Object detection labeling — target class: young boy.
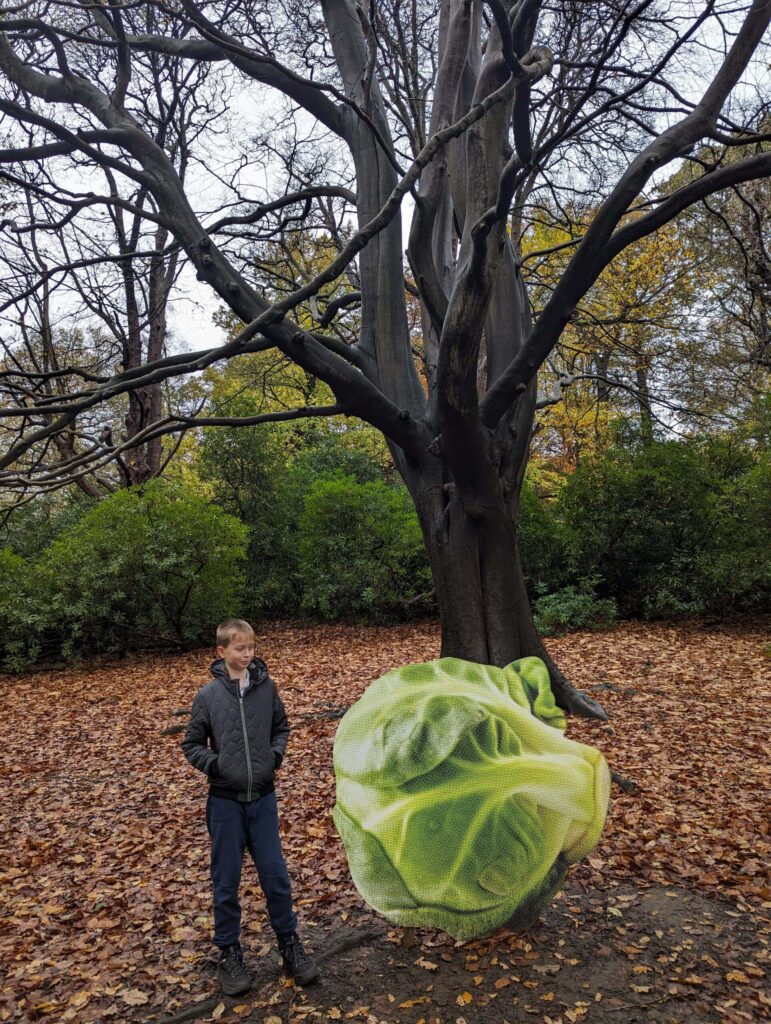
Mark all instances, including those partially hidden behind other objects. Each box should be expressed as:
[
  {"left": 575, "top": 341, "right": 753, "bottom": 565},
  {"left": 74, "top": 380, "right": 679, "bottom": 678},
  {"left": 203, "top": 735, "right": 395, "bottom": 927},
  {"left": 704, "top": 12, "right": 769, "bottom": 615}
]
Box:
[{"left": 182, "top": 618, "right": 319, "bottom": 993}]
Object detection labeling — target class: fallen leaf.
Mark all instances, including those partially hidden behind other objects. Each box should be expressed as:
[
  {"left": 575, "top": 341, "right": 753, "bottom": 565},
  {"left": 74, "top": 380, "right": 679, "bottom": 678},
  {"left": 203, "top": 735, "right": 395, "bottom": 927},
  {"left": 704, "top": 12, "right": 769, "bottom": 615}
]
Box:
[
  {"left": 121, "top": 990, "right": 149, "bottom": 1006},
  {"left": 1, "top": 621, "right": 768, "bottom": 1024},
  {"left": 414, "top": 958, "right": 438, "bottom": 971},
  {"left": 725, "top": 971, "right": 749, "bottom": 983},
  {"left": 744, "top": 964, "right": 765, "bottom": 977}
]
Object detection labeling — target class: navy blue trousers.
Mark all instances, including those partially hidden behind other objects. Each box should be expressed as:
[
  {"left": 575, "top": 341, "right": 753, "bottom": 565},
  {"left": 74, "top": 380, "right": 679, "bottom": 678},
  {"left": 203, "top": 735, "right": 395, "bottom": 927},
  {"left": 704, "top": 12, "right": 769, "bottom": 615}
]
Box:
[{"left": 206, "top": 791, "right": 297, "bottom": 947}]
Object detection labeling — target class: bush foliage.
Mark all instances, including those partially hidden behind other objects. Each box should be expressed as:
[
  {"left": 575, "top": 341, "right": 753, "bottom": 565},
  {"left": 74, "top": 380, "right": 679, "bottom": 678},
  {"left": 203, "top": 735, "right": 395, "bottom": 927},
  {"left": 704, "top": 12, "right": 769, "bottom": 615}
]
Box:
[
  {"left": 298, "top": 474, "right": 432, "bottom": 620},
  {"left": 1, "top": 423, "right": 767, "bottom": 668},
  {"left": 0, "top": 480, "right": 247, "bottom": 669},
  {"left": 520, "top": 437, "right": 769, "bottom": 628},
  {"left": 534, "top": 577, "right": 618, "bottom": 636}
]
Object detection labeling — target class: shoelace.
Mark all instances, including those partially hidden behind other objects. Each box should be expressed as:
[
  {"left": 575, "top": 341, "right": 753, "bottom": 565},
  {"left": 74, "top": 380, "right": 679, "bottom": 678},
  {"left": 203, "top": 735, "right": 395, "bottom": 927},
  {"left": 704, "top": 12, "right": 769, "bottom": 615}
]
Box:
[
  {"left": 284, "top": 936, "right": 310, "bottom": 965},
  {"left": 221, "top": 947, "right": 245, "bottom": 973}
]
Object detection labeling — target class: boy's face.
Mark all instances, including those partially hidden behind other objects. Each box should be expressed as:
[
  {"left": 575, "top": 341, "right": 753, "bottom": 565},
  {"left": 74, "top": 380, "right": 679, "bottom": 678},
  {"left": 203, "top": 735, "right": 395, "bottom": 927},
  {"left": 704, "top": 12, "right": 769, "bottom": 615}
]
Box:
[{"left": 217, "top": 632, "right": 255, "bottom": 677}]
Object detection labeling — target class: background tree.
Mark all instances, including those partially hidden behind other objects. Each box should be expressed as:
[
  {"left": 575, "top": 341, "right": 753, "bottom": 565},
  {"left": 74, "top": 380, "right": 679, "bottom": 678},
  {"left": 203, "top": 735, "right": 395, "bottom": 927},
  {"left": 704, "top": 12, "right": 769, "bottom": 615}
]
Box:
[
  {"left": 1, "top": 0, "right": 770, "bottom": 716},
  {"left": 0, "top": 10, "right": 222, "bottom": 493},
  {"left": 668, "top": 140, "right": 770, "bottom": 428},
  {"left": 524, "top": 212, "right": 703, "bottom": 465}
]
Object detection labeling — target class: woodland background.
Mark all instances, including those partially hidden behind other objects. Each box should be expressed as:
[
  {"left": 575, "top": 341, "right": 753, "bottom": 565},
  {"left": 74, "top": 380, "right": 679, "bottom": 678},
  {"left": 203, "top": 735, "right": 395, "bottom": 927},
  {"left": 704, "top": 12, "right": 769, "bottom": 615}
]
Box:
[
  {"left": 0, "top": 3, "right": 769, "bottom": 1021},
  {"left": 1, "top": 161, "right": 769, "bottom": 668},
  {"left": 2, "top": 190, "right": 769, "bottom": 1021},
  {"left": 0, "top": 1, "right": 769, "bottom": 673}
]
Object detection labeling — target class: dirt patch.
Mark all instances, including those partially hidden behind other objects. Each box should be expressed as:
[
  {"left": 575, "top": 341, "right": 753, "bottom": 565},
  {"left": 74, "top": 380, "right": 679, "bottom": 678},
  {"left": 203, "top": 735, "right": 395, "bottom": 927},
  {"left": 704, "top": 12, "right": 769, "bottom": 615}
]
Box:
[{"left": 152, "top": 881, "right": 769, "bottom": 1024}]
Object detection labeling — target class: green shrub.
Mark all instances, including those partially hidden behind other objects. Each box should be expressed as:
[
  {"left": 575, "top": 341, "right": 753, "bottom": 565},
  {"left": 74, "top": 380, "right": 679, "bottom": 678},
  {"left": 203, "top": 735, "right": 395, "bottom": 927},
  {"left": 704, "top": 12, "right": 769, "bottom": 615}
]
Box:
[
  {"left": 700, "top": 456, "right": 771, "bottom": 612},
  {"left": 196, "top": 418, "right": 390, "bottom": 619},
  {"left": 196, "top": 418, "right": 301, "bottom": 617},
  {"left": 0, "top": 480, "right": 247, "bottom": 669},
  {"left": 638, "top": 554, "right": 707, "bottom": 618},
  {"left": 0, "top": 491, "right": 98, "bottom": 558},
  {"left": 517, "top": 475, "right": 568, "bottom": 598},
  {"left": 534, "top": 577, "right": 618, "bottom": 636},
  {"left": 556, "top": 438, "right": 770, "bottom": 618},
  {"left": 298, "top": 474, "right": 433, "bottom": 621},
  {"left": 0, "top": 548, "right": 47, "bottom": 668},
  {"left": 558, "top": 441, "right": 716, "bottom": 617},
  {"left": 289, "top": 427, "right": 390, "bottom": 485}
]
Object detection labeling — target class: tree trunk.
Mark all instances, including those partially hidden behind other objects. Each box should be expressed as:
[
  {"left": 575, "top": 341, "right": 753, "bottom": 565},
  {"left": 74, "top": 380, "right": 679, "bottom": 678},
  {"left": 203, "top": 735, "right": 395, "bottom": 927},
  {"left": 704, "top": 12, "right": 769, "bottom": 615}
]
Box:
[
  {"left": 635, "top": 364, "right": 654, "bottom": 444},
  {"left": 594, "top": 350, "right": 611, "bottom": 403},
  {"left": 404, "top": 442, "right": 607, "bottom": 722},
  {"left": 423, "top": 485, "right": 606, "bottom": 719}
]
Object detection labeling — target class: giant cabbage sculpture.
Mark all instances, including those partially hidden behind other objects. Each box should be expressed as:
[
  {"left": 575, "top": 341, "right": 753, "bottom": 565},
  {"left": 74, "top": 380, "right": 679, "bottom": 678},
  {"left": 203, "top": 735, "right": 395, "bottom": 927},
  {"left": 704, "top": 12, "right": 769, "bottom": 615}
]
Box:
[{"left": 333, "top": 656, "right": 610, "bottom": 940}]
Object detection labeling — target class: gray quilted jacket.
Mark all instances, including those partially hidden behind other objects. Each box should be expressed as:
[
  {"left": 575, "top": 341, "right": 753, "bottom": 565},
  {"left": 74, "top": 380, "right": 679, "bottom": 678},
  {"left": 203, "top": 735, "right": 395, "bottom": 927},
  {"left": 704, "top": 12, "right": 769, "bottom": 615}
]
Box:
[{"left": 182, "top": 657, "right": 289, "bottom": 802}]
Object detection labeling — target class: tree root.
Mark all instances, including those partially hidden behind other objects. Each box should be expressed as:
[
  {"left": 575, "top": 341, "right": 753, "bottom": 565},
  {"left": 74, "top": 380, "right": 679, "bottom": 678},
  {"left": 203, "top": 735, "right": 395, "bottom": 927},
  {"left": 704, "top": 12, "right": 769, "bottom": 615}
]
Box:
[
  {"left": 315, "top": 925, "right": 387, "bottom": 963},
  {"left": 611, "top": 770, "right": 639, "bottom": 795},
  {"left": 295, "top": 706, "right": 349, "bottom": 723},
  {"left": 535, "top": 647, "right": 608, "bottom": 721},
  {"left": 154, "top": 999, "right": 219, "bottom": 1024}
]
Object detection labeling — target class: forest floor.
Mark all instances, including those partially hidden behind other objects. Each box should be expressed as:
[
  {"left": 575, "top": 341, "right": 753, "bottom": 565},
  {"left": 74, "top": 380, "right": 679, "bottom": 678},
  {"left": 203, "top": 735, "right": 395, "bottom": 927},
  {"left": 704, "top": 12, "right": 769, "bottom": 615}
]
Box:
[{"left": 1, "top": 618, "right": 769, "bottom": 1024}]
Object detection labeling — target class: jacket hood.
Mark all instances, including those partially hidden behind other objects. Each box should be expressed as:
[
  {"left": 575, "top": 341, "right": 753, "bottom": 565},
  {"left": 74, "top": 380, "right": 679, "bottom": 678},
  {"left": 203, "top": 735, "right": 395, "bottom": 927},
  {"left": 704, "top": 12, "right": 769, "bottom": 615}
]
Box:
[{"left": 209, "top": 656, "right": 269, "bottom": 686}]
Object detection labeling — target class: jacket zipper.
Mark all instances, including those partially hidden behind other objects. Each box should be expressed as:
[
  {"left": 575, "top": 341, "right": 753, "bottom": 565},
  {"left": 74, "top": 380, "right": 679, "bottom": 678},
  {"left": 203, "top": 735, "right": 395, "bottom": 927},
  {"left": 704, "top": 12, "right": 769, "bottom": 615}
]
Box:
[{"left": 239, "top": 689, "right": 253, "bottom": 801}]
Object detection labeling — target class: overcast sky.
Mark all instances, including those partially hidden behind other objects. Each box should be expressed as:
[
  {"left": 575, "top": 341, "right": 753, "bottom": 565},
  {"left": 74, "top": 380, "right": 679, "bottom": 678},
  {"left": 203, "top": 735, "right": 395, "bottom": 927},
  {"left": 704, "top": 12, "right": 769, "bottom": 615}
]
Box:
[{"left": 166, "top": 199, "right": 416, "bottom": 355}]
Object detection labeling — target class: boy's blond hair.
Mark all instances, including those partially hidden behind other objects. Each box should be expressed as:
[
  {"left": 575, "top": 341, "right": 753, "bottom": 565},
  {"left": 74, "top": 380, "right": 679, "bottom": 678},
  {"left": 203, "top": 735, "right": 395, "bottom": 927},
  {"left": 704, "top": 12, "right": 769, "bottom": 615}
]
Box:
[{"left": 216, "top": 618, "right": 255, "bottom": 648}]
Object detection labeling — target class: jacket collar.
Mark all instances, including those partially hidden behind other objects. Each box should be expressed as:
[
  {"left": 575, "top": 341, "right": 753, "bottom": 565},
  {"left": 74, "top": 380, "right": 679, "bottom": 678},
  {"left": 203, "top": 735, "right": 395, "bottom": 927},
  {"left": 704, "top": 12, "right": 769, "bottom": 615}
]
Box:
[{"left": 210, "top": 657, "right": 269, "bottom": 692}]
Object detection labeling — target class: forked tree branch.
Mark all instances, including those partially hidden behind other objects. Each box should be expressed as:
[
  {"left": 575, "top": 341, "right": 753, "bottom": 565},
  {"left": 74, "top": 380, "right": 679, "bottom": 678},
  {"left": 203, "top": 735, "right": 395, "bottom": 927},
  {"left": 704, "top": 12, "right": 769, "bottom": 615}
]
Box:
[{"left": 480, "top": 0, "right": 771, "bottom": 428}]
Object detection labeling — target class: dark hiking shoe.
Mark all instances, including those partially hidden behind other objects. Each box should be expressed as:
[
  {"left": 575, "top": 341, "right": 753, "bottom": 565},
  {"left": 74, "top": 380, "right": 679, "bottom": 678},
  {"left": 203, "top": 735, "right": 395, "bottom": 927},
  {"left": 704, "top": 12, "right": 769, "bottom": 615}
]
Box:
[
  {"left": 278, "top": 932, "right": 319, "bottom": 985},
  {"left": 217, "top": 943, "right": 251, "bottom": 995}
]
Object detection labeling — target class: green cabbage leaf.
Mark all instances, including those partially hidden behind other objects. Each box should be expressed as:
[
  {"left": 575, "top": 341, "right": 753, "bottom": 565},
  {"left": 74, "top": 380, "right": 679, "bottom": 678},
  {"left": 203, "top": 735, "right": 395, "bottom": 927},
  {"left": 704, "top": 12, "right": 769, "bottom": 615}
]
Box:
[{"left": 333, "top": 656, "right": 610, "bottom": 940}]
